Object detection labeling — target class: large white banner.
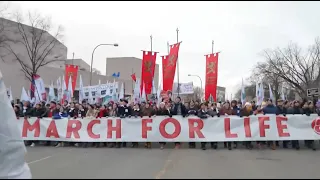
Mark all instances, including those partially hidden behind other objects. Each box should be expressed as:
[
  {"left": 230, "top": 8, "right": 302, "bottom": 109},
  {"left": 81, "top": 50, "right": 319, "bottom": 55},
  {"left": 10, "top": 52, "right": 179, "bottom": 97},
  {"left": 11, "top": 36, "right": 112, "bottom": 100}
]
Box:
[
  {"left": 172, "top": 82, "right": 194, "bottom": 95},
  {"left": 18, "top": 114, "right": 320, "bottom": 142}
]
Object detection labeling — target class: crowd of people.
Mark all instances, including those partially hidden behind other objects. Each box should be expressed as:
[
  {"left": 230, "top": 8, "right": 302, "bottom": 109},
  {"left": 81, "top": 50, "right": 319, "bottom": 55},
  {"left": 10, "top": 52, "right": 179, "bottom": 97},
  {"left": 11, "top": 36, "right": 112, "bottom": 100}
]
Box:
[{"left": 12, "top": 96, "right": 320, "bottom": 151}]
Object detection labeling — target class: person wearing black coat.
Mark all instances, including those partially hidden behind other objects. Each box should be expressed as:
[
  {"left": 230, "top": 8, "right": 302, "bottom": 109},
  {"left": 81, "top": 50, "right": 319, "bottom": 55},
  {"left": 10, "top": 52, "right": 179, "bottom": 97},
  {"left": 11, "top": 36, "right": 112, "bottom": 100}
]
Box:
[
  {"left": 287, "top": 100, "right": 303, "bottom": 150},
  {"left": 156, "top": 102, "right": 172, "bottom": 149},
  {"left": 67, "top": 102, "right": 78, "bottom": 118},
  {"left": 170, "top": 97, "right": 187, "bottom": 149},
  {"left": 21, "top": 101, "right": 33, "bottom": 117},
  {"left": 276, "top": 99, "right": 289, "bottom": 148},
  {"left": 130, "top": 104, "right": 142, "bottom": 148},
  {"left": 187, "top": 102, "right": 200, "bottom": 148},
  {"left": 117, "top": 99, "right": 132, "bottom": 118},
  {"left": 116, "top": 99, "right": 131, "bottom": 148},
  {"left": 197, "top": 103, "right": 210, "bottom": 150},
  {"left": 31, "top": 104, "right": 46, "bottom": 118},
  {"left": 302, "top": 101, "right": 316, "bottom": 150}
]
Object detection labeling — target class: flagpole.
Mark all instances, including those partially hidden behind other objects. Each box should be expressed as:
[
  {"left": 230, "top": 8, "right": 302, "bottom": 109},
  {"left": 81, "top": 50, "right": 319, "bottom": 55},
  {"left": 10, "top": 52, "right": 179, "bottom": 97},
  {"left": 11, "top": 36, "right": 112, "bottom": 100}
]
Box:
[
  {"left": 167, "top": 41, "right": 169, "bottom": 54},
  {"left": 131, "top": 68, "right": 134, "bottom": 95},
  {"left": 176, "top": 28, "right": 180, "bottom": 98},
  {"left": 150, "top": 35, "right": 153, "bottom": 52},
  {"left": 212, "top": 40, "right": 214, "bottom": 54}
]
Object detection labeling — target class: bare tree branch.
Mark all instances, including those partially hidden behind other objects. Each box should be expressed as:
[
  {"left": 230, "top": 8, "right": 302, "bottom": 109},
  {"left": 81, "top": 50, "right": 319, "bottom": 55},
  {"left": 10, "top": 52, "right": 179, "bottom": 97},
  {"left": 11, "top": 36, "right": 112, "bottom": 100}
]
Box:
[
  {"left": 2, "top": 10, "right": 64, "bottom": 82},
  {"left": 252, "top": 38, "right": 320, "bottom": 99}
]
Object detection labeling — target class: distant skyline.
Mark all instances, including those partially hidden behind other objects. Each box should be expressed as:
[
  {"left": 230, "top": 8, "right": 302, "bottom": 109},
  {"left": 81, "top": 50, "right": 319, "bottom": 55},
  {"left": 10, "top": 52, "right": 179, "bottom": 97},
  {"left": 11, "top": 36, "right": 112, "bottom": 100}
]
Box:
[{"left": 9, "top": 1, "right": 320, "bottom": 96}]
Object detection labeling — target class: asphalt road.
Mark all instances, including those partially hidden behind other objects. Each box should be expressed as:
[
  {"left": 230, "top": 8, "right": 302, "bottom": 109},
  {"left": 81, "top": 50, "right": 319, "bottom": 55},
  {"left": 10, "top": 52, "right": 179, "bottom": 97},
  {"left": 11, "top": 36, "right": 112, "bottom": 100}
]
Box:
[{"left": 26, "top": 142, "right": 320, "bottom": 179}]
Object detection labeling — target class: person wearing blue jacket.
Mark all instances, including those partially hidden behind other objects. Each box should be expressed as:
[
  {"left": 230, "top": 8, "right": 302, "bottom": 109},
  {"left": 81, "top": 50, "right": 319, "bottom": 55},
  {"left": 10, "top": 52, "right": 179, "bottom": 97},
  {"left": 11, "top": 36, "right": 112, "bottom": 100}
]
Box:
[{"left": 262, "top": 99, "right": 277, "bottom": 150}]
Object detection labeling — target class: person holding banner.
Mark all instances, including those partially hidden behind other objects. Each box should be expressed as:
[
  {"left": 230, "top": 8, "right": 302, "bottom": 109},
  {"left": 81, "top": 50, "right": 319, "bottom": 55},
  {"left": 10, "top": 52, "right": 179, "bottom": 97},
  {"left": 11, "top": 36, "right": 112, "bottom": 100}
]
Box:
[
  {"left": 131, "top": 104, "right": 142, "bottom": 148},
  {"left": 117, "top": 99, "right": 131, "bottom": 148},
  {"left": 156, "top": 102, "right": 172, "bottom": 149},
  {"left": 263, "top": 99, "right": 278, "bottom": 150},
  {"left": 220, "top": 102, "right": 235, "bottom": 150},
  {"left": 141, "top": 102, "right": 156, "bottom": 149},
  {"left": 197, "top": 103, "right": 210, "bottom": 150},
  {"left": 187, "top": 101, "right": 199, "bottom": 149},
  {"left": 170, "top": 97, "right": 187, "bottom": 149}
]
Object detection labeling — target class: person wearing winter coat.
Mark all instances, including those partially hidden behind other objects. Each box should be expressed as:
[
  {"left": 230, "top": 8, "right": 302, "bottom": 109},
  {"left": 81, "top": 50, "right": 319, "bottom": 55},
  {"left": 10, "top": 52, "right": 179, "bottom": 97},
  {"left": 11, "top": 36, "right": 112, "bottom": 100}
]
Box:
[
  {"left": 262, "top": 99, "right": 277, "bottom": 150},
  {"left": 116, "top": 99, "right": 131, "bottom": 148},
  {"left": 287, "top": 100, "right": 303, "bottom": 150},
  {"left": 130, "top": 104, "right": 142, "bottom": 148},
  {"left": 31, "top": 103, "right": 46, "bottom": 118},
  {"left": 21, "top": 101, "right": 32, "bottom": 117},
  {"left": 240, "top": 102, "right": 253, "bottom": 150},
  {"left": 117, "top": 99, "right": 131, "bottom": 118},
  {"left": 197, "top": 103, "right": 210, "bottom": 150},
  {"left": 131, "top": 104, "right": 141, "bottom": 117},
  {"left": 170, "top": 97, "right": 187, "bottom": 149},
  {"left": 141, "top": 103, "right": 155, "bottom": 149},
  {"left": 187, "top": 101, "right": 200, "bottom": 149},
  {"left": 14, "top": 105, "right": 21, "bottom": 118},
  {"left": 156, "top": 102, "right": 172, "bottom": 149},
  {"left": 302, "top": 101, "right": 316, "bottom": 150},
  {"left": 67, "top": 102, "right": 78, "bottom": 118},
  {"left": 220, "top": 101, "right": 235, "bottom": 150}
]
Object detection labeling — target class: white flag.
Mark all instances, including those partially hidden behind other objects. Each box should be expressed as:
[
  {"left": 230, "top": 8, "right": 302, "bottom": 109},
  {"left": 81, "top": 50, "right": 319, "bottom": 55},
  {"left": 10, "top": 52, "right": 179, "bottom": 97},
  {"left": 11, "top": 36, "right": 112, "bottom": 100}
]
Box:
[
  {"left": 133, "top": 78, "right": 141, "bottom": 104},
  {"left": 240, "top": 78, "right": 246, "bottom": 105},
  {"left": 119, "top": 82, "right": 124, "bottom": 100},
  {"left": 152, "top": 79, "right": 157, "bottom": 95},
  {"left": 268, "top": 84, "right": 274, "bottom": 102},
  {"left": 156, "top": 82, "right": 162, "bottom": 105},
  {"left": 57, "top": 77, "right": 62, "bottom": 101},
  {"left": 20, "top": 87, "right": 30, "bottom": 102},
  {"left": 141, "top": 82, "right": 147, "bottom": 102},
  {"left": 67, "top": 75, "right": 73, "bottom": 102},
  {"left": 48, "top": 82, "right": 55, "bottom": 102},
  {"left": 79, "top": 75, "right": 84, "bottom": 103}
]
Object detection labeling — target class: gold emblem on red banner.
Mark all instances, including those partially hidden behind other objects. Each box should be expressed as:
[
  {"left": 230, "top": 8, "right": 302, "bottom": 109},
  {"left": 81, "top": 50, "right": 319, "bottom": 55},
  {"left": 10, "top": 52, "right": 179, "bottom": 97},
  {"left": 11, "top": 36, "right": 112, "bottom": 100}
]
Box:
[
  {"left": 168, "top": 55, "right": 176, "bottom": 67},
  {"left": 207, "top": 62, "right": 216, "bottom": 74},
  {"left": 144, "top": 61, "right": 152, "bottom": 73}
]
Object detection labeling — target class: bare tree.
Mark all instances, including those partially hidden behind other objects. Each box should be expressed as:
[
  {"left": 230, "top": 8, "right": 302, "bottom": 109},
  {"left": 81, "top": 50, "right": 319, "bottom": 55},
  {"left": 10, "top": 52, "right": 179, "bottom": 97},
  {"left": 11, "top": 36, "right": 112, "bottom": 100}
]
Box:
[
  {"left": 2, "top": 11, "right": 64, "bottom": 81},
  {"left": 234, "top": 84, "right": 256, "bottom": 101},
  {"left": 92, "top": 68, "right": 101, "bottom": 75},
  {"left": 260, "top": 39, "right": 320, "bottom": 98},
  {"left": 250, "top": 62, "right": 284, "bottom": 101},
  {"left": 0, "top": 2, "right": 10, "bottom": 44},
  {"left": 184, "top": 86, "right": 204, "bottom": 102}
]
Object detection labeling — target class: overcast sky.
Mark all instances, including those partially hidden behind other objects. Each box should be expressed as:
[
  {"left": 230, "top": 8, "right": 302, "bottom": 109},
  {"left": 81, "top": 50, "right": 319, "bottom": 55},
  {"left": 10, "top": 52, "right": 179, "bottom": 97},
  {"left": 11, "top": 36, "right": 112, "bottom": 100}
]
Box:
[{"left": 10, "top": 1, "right": 320, "bottom": 96}]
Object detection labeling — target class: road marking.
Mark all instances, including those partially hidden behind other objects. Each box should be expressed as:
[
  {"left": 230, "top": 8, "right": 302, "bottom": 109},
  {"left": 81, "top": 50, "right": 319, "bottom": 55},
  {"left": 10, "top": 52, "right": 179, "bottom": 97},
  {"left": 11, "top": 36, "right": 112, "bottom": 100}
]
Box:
[
  {"left": 27, "top": 156, "right": 52, "bottom": 165},
  {"left": 155, "top": 159, "right": 172, "bottom": 179}
]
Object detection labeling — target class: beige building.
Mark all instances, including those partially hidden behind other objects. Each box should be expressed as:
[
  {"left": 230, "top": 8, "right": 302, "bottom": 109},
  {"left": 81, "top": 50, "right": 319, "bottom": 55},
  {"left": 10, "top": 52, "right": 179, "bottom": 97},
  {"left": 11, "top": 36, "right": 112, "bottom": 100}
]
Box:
[{"left": 0, "top": 18, "right": 136, "bottom": 99}]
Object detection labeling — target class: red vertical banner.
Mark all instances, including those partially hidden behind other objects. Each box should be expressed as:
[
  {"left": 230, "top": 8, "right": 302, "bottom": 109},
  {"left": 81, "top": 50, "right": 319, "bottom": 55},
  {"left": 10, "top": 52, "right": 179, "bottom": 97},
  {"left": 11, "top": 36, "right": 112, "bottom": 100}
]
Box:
[
  {"left": 205, "top": 53, "right": 219, "bottom": 101},
  {"left": 140, "top": 51, "right": 157, "bottom": 95},
  {"left": 65, "top": 65, "right": 79, "bottom": 95},
  {"left": 162, "top": 42, "right": 181, "bottom": 92}
]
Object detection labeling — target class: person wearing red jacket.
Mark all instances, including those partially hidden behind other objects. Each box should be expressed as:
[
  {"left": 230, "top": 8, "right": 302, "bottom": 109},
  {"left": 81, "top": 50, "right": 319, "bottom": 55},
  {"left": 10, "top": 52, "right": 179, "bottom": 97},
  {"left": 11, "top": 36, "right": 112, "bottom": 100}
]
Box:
[{"left": 96, "top": 105, "right": 108, "bottom": 118}]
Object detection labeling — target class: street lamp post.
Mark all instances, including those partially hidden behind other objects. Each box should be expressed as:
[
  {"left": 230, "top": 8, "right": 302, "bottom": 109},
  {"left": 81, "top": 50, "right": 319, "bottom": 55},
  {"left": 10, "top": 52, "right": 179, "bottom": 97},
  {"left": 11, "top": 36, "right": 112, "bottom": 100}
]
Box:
[
  {"left": 188, "top": 74, "right": 203, "bottom": 102},
  {"left": 90, "top": 43, "right": 119, "bottom": 86}
]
